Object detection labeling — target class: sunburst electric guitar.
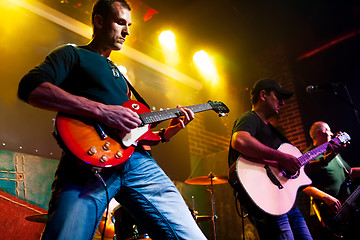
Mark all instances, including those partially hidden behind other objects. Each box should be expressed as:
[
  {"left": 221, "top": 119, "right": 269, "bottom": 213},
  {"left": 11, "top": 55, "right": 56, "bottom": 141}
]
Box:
[
  {"left": 54, "top": 100, "right": 229, "bottom": 168},
  {"left": 228, "top": 132, "right": 350, "bottom": 216}
]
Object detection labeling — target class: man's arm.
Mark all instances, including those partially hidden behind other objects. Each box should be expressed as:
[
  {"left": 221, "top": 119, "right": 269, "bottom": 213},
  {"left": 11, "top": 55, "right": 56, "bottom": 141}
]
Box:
[
  {"left": 27, "top": 82, "right": 142, "bottom": 133},
  {"left": 302, "top": 186, "right": 341, "bottom": 214},
  {"left": 161, "top": 106, "right": 194, "bottom": 141},
  {"left": 231, "top": 131, "right": 301, "bottom": 173}
]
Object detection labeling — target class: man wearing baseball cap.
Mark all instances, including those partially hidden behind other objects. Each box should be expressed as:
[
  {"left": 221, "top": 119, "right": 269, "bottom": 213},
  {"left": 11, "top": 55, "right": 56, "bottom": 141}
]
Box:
[{"left": 228, "top": 78, "right": 313, "bottom": 239}]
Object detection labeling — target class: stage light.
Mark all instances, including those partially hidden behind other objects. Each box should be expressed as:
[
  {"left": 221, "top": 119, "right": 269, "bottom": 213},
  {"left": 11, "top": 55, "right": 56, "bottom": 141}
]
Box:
[
  {"left": 159, "top": 30, "right": 176, "bottom": 51},
  {"left": 158, "top": 30, "right": 180, "bottom": 66},
  {"left": 193, "top": 50, "right": 220, "bottom": 87}
]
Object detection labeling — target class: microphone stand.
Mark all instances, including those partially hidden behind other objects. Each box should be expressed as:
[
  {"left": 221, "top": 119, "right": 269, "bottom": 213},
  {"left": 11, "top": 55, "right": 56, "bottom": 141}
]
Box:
[
  {"left": 327, "top": 84, "right": 360, "bottom": 126},
  {"left": 207, "top": 172, "right": 217, "bottom": 240}
]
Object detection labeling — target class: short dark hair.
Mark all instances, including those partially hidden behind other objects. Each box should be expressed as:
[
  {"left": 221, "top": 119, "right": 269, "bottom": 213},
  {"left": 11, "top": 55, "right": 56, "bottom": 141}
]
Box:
[
  {"left": 91, "top": 0, "right": 131, "bottom": 31},
  {"left": 251, "top": 89, "right": 272, "bottom": 105},
  {"left": 250, "top": 78, "right": 292, "bottom": 105}
]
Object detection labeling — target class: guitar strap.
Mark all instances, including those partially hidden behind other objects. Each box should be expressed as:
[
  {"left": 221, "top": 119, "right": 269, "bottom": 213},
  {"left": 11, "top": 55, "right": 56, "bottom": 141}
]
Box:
[
  {"left": 268, "top": 122, "right": 291, "bottom": 144},
  {"left": 335, "top": 157, "right": 351, "bottom": 179},
  {"left": 336, "top": 156, "right": 353, "bottom": 199},
  {"left": 120, "top": 72, "right": 154, "bottom": 151},
  {"left": 106, "top": 57, "right": 150, "bottom": 109},
  {"left": 121, "top": 74, "right": 151, "bottom": 109}
]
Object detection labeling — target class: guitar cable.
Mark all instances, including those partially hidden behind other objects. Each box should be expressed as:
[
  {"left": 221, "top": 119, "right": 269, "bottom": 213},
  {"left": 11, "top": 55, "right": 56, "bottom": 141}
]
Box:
[
  {"left": 234, "top": 191, "right": 248, "bottom": 240},
  {"left": 93, "top": 168, "right": 110, "bottom": 240}
]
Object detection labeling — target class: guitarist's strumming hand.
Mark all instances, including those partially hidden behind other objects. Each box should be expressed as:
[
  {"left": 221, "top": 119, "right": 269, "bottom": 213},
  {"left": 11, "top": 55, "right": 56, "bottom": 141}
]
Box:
[
  {"left": 98, "top": 104, "right": 142, "bottom": 133},
  {"left": 277, "top": 152, "right": 301, "bottom": 174},
  {"left": 162, "top": 106, "right": 195, "bottom": 141}
]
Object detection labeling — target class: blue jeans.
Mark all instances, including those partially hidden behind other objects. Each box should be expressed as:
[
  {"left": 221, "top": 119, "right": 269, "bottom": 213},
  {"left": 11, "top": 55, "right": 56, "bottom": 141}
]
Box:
[
  {"left": 41, "top": 150, "right": 207, "bottom": 240},
  {"left": 254, "top": 207, "right": 313, "bottom": 240}
]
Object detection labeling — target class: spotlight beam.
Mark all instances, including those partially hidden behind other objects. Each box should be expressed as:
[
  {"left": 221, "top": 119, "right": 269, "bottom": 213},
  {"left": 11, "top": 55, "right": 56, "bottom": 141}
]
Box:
[{"left": 10, "top": 0, "right": 203, "bottom": 91}]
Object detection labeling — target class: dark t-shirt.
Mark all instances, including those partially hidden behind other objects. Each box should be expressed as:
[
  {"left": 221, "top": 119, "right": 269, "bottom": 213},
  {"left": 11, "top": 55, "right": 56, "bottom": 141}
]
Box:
[
  {"left": 18, "top": 44, "right": 130, "bottom": 105},
  {"left": 228, "top": 111, "right": 288, "bottom": 167},
  {"left": 18, "top": 44, "right": 133, "bottom": 181}
]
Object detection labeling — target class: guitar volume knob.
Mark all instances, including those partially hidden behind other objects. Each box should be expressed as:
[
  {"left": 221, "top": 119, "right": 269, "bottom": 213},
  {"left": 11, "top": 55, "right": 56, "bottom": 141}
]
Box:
[
  {"left": 99, "top": 155, "right": 108, "bottom": 163},
  {"left": 102, "top": 142, "right": 111, "bottom": 150},
  {"left": 88, "top": 146, "right": 97, "bottom": 156},
  {"left": 115, "top": 151, "right": 123, "bottom": 159}
]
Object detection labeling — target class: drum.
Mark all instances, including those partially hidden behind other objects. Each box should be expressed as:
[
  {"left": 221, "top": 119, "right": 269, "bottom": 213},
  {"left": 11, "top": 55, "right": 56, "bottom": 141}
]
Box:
[
  {"left": 95, "top": 199, "right": 118, "bottom": 239},
  {"left": 113, "top": 205, "right": 151, "bottom": 240}
]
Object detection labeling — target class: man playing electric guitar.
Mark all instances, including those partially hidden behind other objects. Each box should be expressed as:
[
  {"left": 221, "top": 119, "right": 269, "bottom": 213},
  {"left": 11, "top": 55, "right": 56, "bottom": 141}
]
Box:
[
  {"left": 303, "top": 121, "right": 360, "bottom": 239},
  {"left": 17, "top": 1, "right": 207, "bottom": 239},
  {"left": 228, "top": 79, "right": 342, "bottom": 240}
]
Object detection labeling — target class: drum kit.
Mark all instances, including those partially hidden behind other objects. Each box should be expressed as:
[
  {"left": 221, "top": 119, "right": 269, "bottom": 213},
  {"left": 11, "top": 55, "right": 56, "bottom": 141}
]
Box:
[
  {"left": 185, "top": 172, "right": 227, "bottom": 240},
  {"left": 25, "top": 172, "right": 227, "bottom": 240}
]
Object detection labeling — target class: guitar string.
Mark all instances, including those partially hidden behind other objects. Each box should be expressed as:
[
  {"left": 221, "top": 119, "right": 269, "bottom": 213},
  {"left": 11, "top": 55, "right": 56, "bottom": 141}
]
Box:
[{"left": 140, "top": 103, "right": 212, "bottom": 124}]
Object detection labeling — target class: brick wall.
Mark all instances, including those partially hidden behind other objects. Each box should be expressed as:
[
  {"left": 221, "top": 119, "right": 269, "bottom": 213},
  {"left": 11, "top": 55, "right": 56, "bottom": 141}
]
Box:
[
  {"left": 187, "top": 114, "right": 230, "bottom": 157},
  {"left": 242, "top": 44, "right": 308, "bottom": 152},
  {"left": 187, "top": 43, "right": 309, "bottom": 159}
]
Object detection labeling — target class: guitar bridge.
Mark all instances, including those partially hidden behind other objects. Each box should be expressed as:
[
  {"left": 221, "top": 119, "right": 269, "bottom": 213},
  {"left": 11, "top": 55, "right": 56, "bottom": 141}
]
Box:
[{"left": 264, "top": 165, "right": 284, "bottom": 189}]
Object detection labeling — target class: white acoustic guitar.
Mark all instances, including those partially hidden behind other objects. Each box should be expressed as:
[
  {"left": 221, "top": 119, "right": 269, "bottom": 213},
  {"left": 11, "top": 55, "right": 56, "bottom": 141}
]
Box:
[{"left": 228, "top": 132, "right": 350, "bottom": 217}]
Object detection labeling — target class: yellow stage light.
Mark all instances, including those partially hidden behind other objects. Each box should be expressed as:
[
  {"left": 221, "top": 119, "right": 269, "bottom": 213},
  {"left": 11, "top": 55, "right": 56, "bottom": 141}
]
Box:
[
  {"left": 159, "top": 30, "right": 176, "bottom": 50},
  {"left": 193, "top": 50, "right": 220, "bottom": 87},
  {"left": 158, "top": 30, "right": 180, "bottom": 66},
  {"left": 118, "top": 65, "right": 127, "bottom": 75}
]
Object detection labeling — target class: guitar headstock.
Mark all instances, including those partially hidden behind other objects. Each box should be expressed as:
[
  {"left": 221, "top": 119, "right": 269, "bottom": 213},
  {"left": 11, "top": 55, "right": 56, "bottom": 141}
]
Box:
[
  {"left": 334, "top": 131, "right": 351, "bottom": 146},
  {"left": 208, "top": 101, "right": 230, "bottom": 117}
]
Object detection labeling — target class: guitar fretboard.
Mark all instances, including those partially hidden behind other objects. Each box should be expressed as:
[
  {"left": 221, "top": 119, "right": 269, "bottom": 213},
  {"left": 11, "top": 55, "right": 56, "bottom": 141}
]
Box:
[
  {"left": 298, "top": 134, "right": 348, "bottom": 166},
  {"left": 335, "top": 185, "right": 360, "bottom": 221},
  {"left": 299, "top": 142, "right": 329, "bottom": 166},
  {"left": 140, "top": 103, "right": 213, "bottom": 124}
]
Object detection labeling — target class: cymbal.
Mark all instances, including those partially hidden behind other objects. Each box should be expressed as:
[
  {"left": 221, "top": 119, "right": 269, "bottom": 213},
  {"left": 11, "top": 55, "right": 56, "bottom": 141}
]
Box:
[
  {"left": 25, "top": 213, "right": 48, "bottom": 223},
  {"left": 185, "top": 175, "right": 228, "bottom": 185},
  {"left": 195, "top": 215, "right": 212, "bottom": 223}
]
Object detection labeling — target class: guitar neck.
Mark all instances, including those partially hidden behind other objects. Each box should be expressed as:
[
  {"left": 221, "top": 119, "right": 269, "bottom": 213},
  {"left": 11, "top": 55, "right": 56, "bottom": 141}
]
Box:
[
  {"left": 335, "top": 185, "right": 360, "bottom": 221},
  {"left": 298, "top": 135, "right": 345, "bottom": 166},
  {"left": 298, "top": 142, "right": 329, "bottom": 166},
  {"left": 140, "top": 103, "right": 213, "bottom": 124}
]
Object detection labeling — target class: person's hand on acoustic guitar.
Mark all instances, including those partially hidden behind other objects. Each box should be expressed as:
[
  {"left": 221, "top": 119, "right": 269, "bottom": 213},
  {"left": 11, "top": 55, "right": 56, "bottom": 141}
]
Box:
[{"left": 322, "top": 140, "right": 342, "bottom": 165}]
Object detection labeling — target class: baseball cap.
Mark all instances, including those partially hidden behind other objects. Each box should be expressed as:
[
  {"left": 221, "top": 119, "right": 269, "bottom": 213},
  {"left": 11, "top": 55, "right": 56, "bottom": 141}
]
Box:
[{"left": 250, "top": 78, "right": 293, "bottom": 99}]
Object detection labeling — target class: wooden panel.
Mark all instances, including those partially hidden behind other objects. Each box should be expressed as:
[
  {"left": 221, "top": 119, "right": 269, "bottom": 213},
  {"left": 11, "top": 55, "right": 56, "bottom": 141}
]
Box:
[{"left": 0, "top": 190, "right": 46, "bottom": 240}]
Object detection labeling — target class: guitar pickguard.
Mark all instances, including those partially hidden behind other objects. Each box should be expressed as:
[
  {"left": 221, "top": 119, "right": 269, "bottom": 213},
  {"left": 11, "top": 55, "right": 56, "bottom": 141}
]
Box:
[{"left": 122, "top": 125, "right": 149, "bottom": 147}]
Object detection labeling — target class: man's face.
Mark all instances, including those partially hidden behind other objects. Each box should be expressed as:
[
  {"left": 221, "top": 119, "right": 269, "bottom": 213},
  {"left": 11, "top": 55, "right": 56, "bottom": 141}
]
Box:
[
  {"left": 264, "top": 90, "right": 285, "bottom": 116},
  {"left": 97, "top": 2, "right": 132, "bottom": 51},
  {"left": 317, "top": 123, "right": 333, "bottom": 143}
]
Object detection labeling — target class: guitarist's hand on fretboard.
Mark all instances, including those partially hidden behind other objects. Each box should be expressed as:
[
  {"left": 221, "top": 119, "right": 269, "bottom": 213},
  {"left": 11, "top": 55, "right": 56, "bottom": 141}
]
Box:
[
  {"left": 323, "top": 194, "right": 342, "bottom": 214},
  {"left": 164, "top": 106, "right": 195, "bottom": 140},
  {"left": 323, "top": 140, "right": 343, "bottom": 165}
]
